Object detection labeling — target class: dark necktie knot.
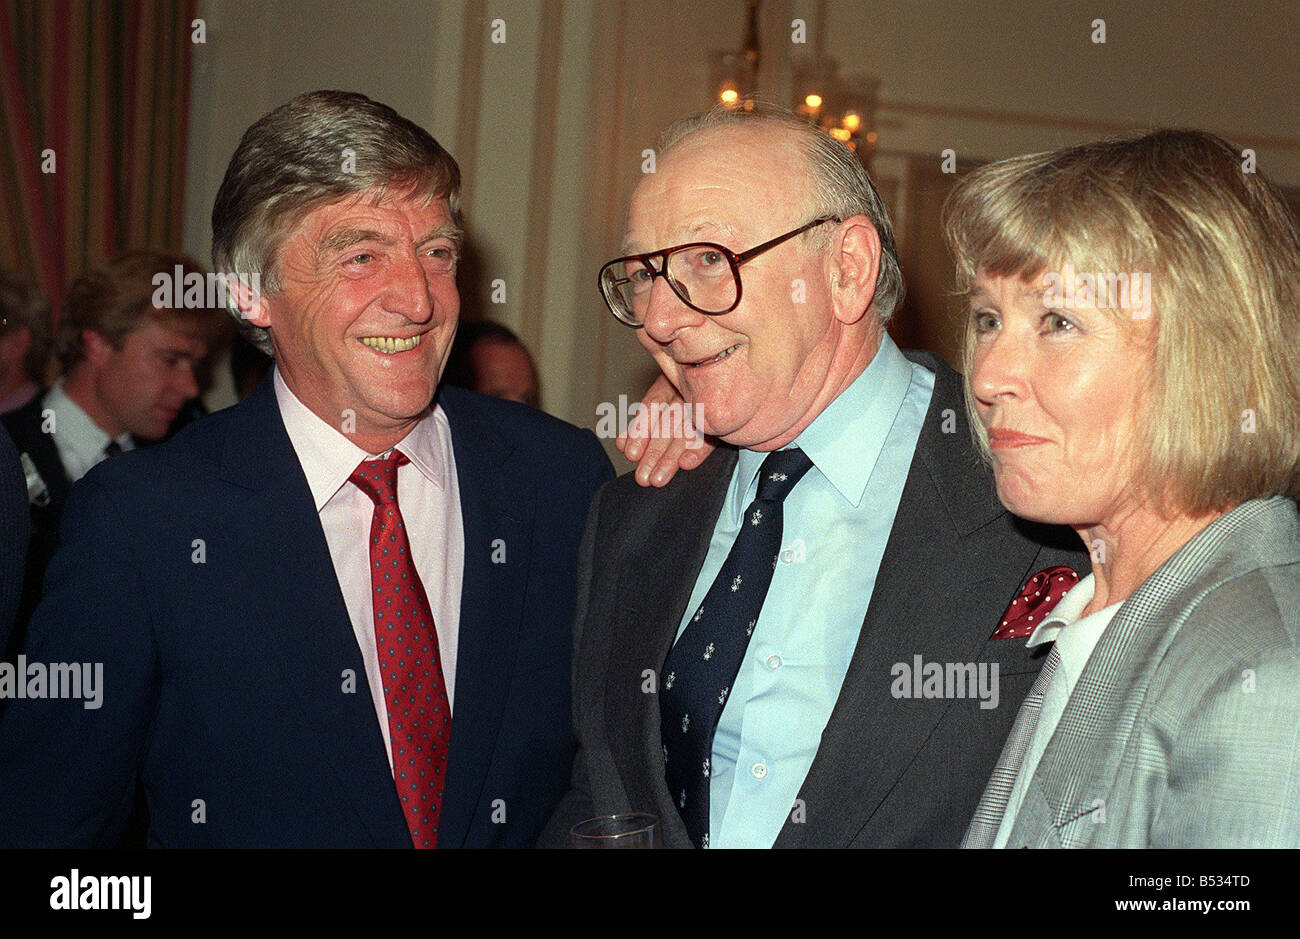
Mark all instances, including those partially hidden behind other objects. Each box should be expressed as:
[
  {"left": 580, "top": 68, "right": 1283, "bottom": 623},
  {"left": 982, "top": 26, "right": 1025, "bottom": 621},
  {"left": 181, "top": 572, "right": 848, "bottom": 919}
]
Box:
[
  {"left": 102, "top": 440, "right": 123, "bottom": 459},
  {"left": 349, "top": 450, "right": 409, "bottom": 505},
  {"left": 754, "top": 448, "right": 814, "bottom": 504}
]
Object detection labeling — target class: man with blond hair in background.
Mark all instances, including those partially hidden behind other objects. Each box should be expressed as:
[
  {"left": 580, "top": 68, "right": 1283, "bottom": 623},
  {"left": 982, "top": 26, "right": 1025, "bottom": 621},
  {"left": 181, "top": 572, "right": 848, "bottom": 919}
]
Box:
[{"left": 1, "top": 250, "right": 226, "bottom": 655}]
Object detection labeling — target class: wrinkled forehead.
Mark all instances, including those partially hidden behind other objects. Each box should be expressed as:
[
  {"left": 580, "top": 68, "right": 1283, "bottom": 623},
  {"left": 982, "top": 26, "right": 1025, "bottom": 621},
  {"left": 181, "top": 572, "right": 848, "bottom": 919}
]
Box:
[
  {"left": 282, "top": 182, "right": 455, "bottom": 242},
  {"left": 625, "top": 125, "right": 810, "bottom": 251}
]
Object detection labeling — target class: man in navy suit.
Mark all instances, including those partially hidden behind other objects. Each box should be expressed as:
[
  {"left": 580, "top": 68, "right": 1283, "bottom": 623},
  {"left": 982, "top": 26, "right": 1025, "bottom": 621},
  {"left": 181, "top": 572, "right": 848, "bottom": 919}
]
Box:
[{"left": 0, "top": 90, "right": 613, "bottom": 847}]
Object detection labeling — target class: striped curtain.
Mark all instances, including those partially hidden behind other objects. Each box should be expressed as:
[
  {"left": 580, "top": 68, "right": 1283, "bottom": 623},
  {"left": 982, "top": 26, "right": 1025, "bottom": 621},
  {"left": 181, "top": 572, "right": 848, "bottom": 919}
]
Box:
[{"left": 0, "top": 0, "right": 195, "bottom": 329}]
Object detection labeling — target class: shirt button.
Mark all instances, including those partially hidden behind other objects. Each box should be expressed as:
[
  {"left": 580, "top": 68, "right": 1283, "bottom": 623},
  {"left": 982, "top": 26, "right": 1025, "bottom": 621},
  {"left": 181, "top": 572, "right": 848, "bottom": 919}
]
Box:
[
  {"left": 765, "top": 653, "right": 783, "bottom": 670},
  {"left": 751, "top": 761, "right": 767, "bottom": 779}
]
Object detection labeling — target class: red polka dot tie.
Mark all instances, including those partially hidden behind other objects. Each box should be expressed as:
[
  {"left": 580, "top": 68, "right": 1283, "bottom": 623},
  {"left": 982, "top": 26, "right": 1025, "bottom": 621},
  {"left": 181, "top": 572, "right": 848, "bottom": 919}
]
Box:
[
  {"left": 350, "top": 451, "right": 451, "bottom": 848},
  {"left": 990, "top": 566, "right": 1080, "bottom": 640}
]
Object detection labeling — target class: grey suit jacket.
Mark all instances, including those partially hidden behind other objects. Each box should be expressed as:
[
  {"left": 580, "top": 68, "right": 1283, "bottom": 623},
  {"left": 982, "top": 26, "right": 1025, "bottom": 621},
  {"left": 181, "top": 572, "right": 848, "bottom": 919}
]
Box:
[
  {"left": 1002, "top": 496, "right": 1300, "bottom": 848},
  {"left": 541, "top": 351, "right": 1089, "bottom": 847}
]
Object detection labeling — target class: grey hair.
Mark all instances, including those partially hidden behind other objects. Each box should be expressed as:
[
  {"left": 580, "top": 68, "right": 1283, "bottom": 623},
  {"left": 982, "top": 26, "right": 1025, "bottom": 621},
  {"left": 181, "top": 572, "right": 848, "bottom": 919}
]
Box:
[
  {"left": 211, "top": 90, "right": 462, "bottom": 355},
  {"left": 657, "top": 103, "right": 904, "bottom": 320}
]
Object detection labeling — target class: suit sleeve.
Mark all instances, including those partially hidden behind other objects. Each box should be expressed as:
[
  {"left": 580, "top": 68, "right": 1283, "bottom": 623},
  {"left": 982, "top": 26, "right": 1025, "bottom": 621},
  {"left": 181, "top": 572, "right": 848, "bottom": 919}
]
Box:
[
  {"left": 0, "top": 474, "right": 158, "bottom": 847},
  {"left": 1151, "top": 641, "right": 1300, "bottom": 847},
  {"left": 0, "top": 425, "right": 27, "bottom": 657},
  {"left": 537, "top": 479, "right": 607, "bottom": 847}
]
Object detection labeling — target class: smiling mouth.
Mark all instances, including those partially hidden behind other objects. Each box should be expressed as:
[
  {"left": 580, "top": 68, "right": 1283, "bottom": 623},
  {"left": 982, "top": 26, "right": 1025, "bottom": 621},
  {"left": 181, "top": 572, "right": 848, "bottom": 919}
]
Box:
[
  {"left": 361, "top": 335, "right": 422, "bottom": 354},
  {"left": 684, "top": 343, "right": 742, "bottom": 368}
]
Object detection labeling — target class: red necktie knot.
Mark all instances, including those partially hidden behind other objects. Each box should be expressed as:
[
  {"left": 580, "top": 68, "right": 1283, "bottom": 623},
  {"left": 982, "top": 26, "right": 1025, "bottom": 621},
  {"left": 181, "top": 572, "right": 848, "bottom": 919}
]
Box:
[
  {"left": 349, "top": 451, "right": 410, "bottom": 505},
  {"left": 991, "top": 565, "right": 1080, "bottom": 640}
]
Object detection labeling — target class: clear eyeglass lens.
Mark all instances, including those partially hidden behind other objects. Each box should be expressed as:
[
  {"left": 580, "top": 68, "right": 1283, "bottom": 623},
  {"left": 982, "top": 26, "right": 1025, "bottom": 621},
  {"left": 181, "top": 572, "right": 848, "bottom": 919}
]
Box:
[
  {"left": 667, "top": 246, "right": 736, "bottom": 312},
  {"left": 602, "top": 260, "right": 651, "bottom": 323},
  {"left": 602, "top": 247, "right": 739, "bottom": 324}
]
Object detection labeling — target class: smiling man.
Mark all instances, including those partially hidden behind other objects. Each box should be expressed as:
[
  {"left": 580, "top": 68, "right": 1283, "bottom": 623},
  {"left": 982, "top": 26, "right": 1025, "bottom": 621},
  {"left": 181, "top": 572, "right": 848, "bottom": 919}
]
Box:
[
  {"left": 542, "top": 104, "right": 1088, "bottom": 849},
  {"left": 0, "top": 91, "right": 613, "bottom": 848}
]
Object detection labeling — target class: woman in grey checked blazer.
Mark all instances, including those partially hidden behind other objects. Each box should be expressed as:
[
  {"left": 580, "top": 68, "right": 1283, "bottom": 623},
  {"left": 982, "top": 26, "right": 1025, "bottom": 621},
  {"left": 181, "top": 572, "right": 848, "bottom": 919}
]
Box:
[{"left": 945, "top": 129, "right": 1299, "bottom": 848}]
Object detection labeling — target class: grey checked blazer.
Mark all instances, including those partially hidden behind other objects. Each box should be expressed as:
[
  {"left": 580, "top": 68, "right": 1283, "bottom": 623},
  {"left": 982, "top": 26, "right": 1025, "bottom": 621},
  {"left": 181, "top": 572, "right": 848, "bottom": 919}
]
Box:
[{"left": 998, "top": 496, "right": 1300, "bottom": 848}]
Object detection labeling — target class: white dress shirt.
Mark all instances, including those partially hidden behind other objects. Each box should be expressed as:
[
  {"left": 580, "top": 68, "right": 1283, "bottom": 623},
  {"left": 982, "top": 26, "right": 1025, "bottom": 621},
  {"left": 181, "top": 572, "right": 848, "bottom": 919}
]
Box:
[
  {"left": 273, "top": 369, "right": 464, "bottom": 772},
  {"left": 994, "top": 573, "right": 1121, "bottom": 846},
  {"left": 43, "top": 379, "right": 134, "bottom": 482}
]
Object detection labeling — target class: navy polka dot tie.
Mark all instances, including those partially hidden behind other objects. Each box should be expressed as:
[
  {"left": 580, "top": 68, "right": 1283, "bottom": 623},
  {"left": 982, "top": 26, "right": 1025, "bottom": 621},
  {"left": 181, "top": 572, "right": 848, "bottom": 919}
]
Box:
[
  {"left": 350, "top": 451, "right": 451, "bottom": 848},
  {"left": 659, "top": 447, "right": 814, "bottom": 848}
]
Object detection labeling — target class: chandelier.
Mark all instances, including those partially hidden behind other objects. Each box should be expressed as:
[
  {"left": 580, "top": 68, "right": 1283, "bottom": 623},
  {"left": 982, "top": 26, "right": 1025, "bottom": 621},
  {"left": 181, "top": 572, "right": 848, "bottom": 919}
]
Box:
[{"left": 707, "top": 1, "right": 880, "bottom": 163}]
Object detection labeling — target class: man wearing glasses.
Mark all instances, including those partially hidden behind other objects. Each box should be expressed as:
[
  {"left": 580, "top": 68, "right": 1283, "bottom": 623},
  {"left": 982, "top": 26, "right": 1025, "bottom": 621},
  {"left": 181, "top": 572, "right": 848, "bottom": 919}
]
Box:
[{"left": 542, "top": 105, "right": 1085, "bottom": 848}]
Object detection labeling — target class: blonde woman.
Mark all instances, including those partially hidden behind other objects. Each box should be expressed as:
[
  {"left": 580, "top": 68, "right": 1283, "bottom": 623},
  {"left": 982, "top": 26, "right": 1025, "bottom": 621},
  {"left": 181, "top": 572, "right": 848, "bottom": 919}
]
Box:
[{"left": 949, "top": 130, "right": 1299, "bottom": 848}]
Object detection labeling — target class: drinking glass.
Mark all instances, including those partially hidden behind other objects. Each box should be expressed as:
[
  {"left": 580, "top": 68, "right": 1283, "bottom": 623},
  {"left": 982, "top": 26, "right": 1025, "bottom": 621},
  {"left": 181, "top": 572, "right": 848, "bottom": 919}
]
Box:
[{"left": 569, "top": 813, "right": 661, "bottom": 848}]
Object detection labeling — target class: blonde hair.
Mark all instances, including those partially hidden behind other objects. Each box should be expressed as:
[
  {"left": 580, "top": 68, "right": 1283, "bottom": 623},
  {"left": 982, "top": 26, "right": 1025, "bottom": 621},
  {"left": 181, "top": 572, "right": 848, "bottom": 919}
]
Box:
[
  {"left": 57, "top": 250, "right": 230, "bottom": 370},
  {"left": 944, "top": 129, "right": 1299, "bottom": 514}
]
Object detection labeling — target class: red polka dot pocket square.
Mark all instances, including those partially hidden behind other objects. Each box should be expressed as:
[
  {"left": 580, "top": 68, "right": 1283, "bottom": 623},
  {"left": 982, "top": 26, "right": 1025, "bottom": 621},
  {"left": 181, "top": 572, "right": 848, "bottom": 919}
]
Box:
[{"left": 990, "top": 566, "right": 1080, "bottom": 640}]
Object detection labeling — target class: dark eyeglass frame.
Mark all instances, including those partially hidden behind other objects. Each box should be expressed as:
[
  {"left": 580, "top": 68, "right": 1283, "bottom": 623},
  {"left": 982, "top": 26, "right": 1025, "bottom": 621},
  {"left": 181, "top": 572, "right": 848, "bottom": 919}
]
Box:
[{"left": 598, "top": 215, "right": 842, "bottom": 327}]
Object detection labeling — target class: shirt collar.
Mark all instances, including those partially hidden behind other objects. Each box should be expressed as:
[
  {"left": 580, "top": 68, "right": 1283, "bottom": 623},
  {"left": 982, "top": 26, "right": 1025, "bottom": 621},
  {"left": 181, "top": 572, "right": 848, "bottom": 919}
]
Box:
[
  {"left": 273, "top": 367, "right": 448, "bottom": 513},
  {"left": 1027, "top": 573, "right": 1099, "bottom": 647},
  {"left": 44, "top": 379, "right": 133, "bottom": 460},
  {"left": 733, "top": 332, "right": 915, "bottom": 512}
]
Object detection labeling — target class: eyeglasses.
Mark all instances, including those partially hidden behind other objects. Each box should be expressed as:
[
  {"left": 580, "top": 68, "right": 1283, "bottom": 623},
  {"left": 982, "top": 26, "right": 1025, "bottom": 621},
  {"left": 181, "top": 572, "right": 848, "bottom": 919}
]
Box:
[{"left": 598, "top": 215, "right": 841, "bottom": 327}]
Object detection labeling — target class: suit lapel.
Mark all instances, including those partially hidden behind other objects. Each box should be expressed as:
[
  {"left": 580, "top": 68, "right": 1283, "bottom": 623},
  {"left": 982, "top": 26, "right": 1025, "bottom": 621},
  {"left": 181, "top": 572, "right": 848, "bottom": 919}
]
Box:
[
  {"left": 434, "top": 387, "right": 536, "bottom": 848},
  {"left": 1017, "top": 499, "right": 1299, "bottom": 847},
  {"left": 1024, "top": 603, "right": 1163, "bottom": 846},
  {"left": 5, "top": 397, "right": 71, "bottom": 506},
  {"left": 1008, "top": 777, "right": 1065, "bottom": 847},
  {"left": 222, "top": 379, "right": 411, "bottom": 847},
  {"left": 608, "top": 448, "right": 737, "bottom": 849}
]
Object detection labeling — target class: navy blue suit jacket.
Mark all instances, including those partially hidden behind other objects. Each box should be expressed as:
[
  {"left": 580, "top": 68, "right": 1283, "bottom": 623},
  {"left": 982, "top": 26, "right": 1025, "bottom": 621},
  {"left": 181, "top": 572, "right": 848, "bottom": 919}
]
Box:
[
  {"left": 0, "top": 424, "right": 27, "bottom": 661},
  {"left": 0, "top": 378, "right": 612, "bottom": 847}
]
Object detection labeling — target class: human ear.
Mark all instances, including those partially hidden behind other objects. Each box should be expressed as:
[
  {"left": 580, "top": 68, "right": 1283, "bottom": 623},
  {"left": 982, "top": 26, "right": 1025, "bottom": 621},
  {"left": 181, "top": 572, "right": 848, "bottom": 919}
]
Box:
[
  {"left": 829, "top": 216, "right": 882, "bottom": 326},
  {"left": 82, "top": 329, "right": 116, "bottom": 367},
  {"left": 230, "top": 274, "right": 271, "bottom": 329}
]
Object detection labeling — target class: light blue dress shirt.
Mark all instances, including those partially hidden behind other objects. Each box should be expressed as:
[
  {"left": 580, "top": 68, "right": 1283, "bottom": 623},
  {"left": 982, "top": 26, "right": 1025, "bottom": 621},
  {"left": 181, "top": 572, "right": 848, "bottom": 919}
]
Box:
[{"left": 672, "top": 334, "right": 935, "bottom": 848}]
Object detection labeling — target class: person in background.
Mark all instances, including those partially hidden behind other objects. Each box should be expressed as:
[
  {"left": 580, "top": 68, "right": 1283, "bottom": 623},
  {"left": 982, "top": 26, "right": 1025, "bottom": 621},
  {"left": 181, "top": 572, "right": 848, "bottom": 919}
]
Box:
[
  {"left": 0, "top": 270, "right": 51, "bottom": 415},
  {"left": 950, "top": 130, "right": 1299, "bottom": 848},
  {"left": 443, "top": 319, "right": 541, "bottom": 408},
  {"left": 1, "top": 250, "right": 228, "bottom": 651}
]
